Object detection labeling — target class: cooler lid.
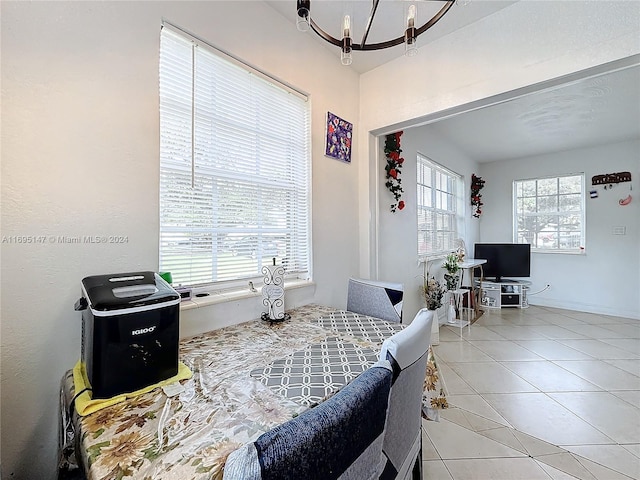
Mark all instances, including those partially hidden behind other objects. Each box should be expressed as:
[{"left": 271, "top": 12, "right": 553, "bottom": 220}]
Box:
[{"left": 81, "top": 271, "right": 180, "bottom": 314}]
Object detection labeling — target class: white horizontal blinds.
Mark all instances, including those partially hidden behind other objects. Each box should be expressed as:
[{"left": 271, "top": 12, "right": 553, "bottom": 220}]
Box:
[
  {"left": 159, "top": 27, "right": 310, "bottom": 286},
  {"left": 417, "top": 154, "right": 460, "bottom": 258}
]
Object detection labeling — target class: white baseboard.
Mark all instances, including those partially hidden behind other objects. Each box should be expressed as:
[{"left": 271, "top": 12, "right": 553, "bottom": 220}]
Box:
[{"left": 529, "top": 298, "right": 640, "bottom": 320}]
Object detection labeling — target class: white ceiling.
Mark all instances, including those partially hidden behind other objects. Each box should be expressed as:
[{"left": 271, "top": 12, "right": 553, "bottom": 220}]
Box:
[
  {"left": 266, "top": 1, "right": 640, "bottom": 162},
  {"left": 428, "top": 63, "right": 640, "bottom": 163},
  {"left": 266, "top": 0, "right": 517, "bottom": 74}
]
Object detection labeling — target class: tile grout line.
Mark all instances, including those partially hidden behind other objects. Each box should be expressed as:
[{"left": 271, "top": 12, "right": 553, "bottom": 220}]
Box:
[{"left": 427, "top": 306, "right": 639, "bottom": 480}]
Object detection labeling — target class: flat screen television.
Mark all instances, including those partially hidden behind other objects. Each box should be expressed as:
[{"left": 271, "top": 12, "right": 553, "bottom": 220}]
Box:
[{"left": 473, "top": 243, "right": 531, "bottom": 283}]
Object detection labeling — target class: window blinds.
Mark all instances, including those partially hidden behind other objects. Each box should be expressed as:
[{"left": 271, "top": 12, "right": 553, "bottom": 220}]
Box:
[
  {"left": 159, "top": 26, "right": 311, "bottom": 287},
  {"left": 417, "top": 155, "right": 462, "bottom": 259}
]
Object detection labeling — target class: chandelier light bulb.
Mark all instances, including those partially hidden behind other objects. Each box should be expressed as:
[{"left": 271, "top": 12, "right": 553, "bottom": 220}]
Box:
[
  {"left": 341, "top": 49, "right": 353, "bottom": 66},
  {"left": 296, "top": 0, "right": 311, "bottom": 31},
  {"left": 342, "top": 14, "right": 351, "bottom": 38},
  {"left": 297, "top": 11, "right": 310, "bottom": 32},
  {"left": 405, "top": 4, "right": 418, "bottom": 57},
  {"left": 341, "top": 14, "right": 352, "bottom": 65},
  {"left": 407, "top": 4, "right": 416, "bottom": 29},
  {"left": 405, "top": 39, "right": 418, "bottom": 57}
]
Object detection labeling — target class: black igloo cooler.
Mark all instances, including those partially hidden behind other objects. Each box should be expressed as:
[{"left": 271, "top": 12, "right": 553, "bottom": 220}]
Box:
[{"left": 76, "top": 271, "right": 181, "bottom": 399}]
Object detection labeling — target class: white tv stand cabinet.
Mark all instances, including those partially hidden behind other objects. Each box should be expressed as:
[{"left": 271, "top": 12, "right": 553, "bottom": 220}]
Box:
[{"left": 477, "top": 279, "right": 531, "bottom": 309}]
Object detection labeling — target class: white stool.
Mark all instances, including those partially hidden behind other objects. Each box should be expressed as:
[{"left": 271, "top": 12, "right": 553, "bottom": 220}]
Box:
[{"left": 447, "top": 288, "right": 471, "bottom": 334}]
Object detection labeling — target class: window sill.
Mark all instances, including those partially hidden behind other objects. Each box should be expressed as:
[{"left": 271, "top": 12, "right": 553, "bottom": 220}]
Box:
[
  {"left": 532, "top": 249, "right": 586, "bottom": 255},
  {"left": 418, "top": 253, "right": 454, "bottom": 264},
  {"left": 179, "top": 279, "right": 314, "bottom": 311}
]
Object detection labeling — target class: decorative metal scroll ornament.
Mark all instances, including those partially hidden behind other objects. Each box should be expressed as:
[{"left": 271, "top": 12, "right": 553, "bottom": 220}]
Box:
[{"left": 261, "top": 258, "right": 289, "bottom": 323}]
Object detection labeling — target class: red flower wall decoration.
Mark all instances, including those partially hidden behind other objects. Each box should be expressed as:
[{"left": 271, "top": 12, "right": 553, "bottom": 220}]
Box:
[
  {"left": 384, "top": 131, "right": 405, "bottom": 212},
  {"left": 471, "top": 174, "right": 485, "bottom": 218}
]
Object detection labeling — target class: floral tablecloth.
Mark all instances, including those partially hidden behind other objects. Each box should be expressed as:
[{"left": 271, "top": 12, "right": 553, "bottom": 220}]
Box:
[{"left": 59, "top": 304, "right": 448, "bottom": 480}]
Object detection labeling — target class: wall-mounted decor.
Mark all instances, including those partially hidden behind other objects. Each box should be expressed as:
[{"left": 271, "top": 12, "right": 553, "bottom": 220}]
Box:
[
  {"left": 591, "top": 172, "right": 633, "bottom": 206},
  {"left": 591, "top": 171, "right": 632, "bottom": 185},
  {"left": 619, "top": 193, "right": 632, "bottom": 206},
  {"left": 471, "top": 174, "right": 485, "bottom": 218},
  {"left": 384, "top": 131, "right": 404, "bottom": 212},
  {"left": 325, "top": 112, "right": 352, "bottom": 163}
]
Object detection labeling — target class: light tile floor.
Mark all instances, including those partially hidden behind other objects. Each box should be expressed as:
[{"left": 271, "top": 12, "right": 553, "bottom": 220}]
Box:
[{"left": 422, "top": 305, "right": 640, "bottom": 480}]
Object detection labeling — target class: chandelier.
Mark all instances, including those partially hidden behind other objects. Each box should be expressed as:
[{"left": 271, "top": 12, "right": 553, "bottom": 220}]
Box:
[{"left": 296, "top": 0, "right": 456, "bottom": 65}]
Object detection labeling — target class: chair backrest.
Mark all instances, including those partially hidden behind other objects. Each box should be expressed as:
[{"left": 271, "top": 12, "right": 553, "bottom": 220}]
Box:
[
  {"left": 378, "top": 308, "right": 433, "bottom": 480},
  {"left": 346, "top": 277, "right": 404, "bottom": 323},
  {"left": 223, "top": 362, "right": 394, "bottom": 480}
]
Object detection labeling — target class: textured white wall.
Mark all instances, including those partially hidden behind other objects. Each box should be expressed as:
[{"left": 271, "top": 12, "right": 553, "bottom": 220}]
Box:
[
  {"left": 357, "top": 1, "right": 640, "bottom": 281},
  {"left": 3, "top": 0, "right": 640, "bottom": 477},
  {"left": 478, "top": 139, "right": 640, "bottom": 319},
  {"left": 0, "top": 2, "right": 359, "bottom": 478},
  {"left": 376, "top": 126, "right": 480, "bottom": 323},
  {"left": 359, "top": 1, "right": 640, "bottom": 133}
]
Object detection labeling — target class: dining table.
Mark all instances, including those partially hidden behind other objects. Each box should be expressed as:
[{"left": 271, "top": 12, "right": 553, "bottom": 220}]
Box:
[{"left": 58, "top": 304, "right": 448, "bottom": 480}]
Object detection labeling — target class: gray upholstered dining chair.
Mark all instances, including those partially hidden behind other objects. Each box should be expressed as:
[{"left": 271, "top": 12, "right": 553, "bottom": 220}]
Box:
[
  {"left": 346, "top": 277, "right": 404, "bottom": 323},
  {"left": 223, "top": 361, "right": 394, "bottom": 480},
  {"left": 378, "top": 308, "right": 433, "bottom": 480}
]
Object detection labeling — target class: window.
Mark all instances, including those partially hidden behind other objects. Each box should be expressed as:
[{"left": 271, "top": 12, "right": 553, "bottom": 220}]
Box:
[
  {"left": 159, "top": 26, "right": 311, "bottom": 287},
  {"left": 513, "top": 174, "right": 584, "bottom": 252},
  {"left": 417, "top": 154, "right": 464, "bottom": 259}
]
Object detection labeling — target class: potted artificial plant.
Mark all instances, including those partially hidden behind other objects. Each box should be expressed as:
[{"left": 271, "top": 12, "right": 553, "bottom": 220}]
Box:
[{"left": 442, "top": 253, "right": 461, "bottom": 291}]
